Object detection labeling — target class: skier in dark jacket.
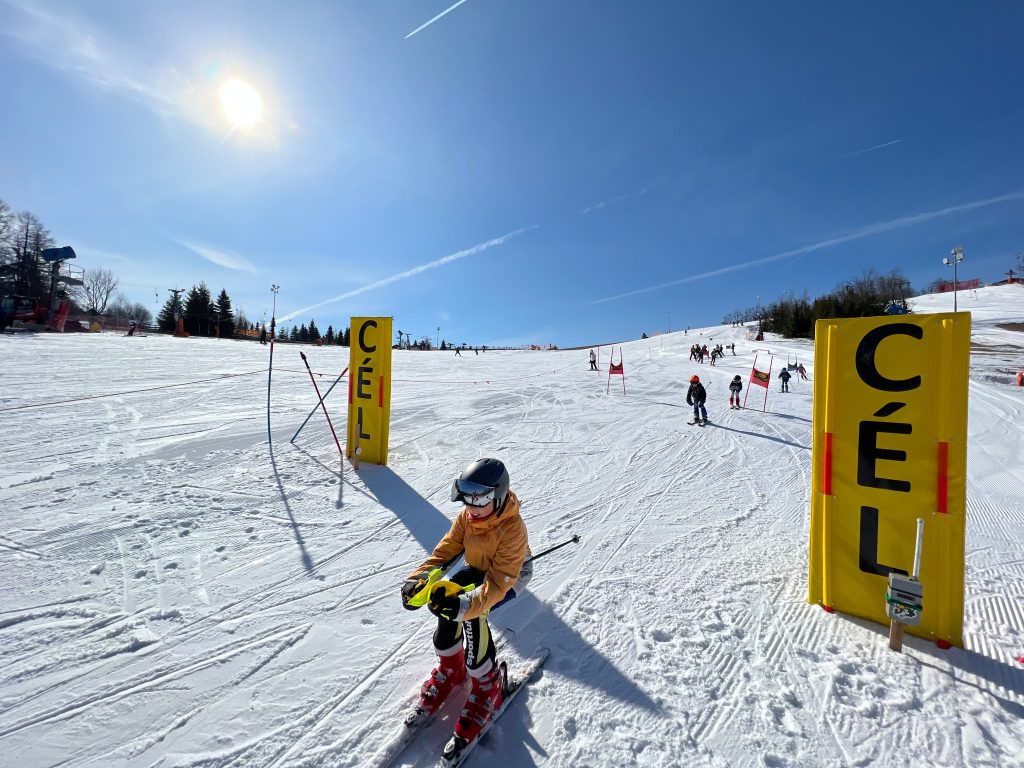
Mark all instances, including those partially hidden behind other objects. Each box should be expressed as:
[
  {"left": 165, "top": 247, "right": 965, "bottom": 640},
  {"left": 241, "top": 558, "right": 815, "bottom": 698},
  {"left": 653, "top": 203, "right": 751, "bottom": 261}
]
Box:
[
  {"left": 779, "top": 367, "right": 792, "bottom": 392},
  {"left": 686, "top": 374, "right": 708, "bottom": 425},
  {"left": 729, "top": 375, "right": 743, "bottom": 409}
]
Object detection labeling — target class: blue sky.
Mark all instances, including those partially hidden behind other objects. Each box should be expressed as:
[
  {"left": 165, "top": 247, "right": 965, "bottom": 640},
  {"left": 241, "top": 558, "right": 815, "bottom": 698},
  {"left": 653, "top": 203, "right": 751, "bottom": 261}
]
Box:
[{"left": 2, "top": 1, "right": 1022, "bottom": 347}]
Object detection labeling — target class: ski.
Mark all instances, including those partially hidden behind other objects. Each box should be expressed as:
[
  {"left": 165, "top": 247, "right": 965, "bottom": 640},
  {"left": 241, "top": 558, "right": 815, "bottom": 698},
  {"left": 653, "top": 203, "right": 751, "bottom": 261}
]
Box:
[
  {"left": 374, "top": 673, "right": 469, "bottom": 768},
  {"left": 439, "top": 648, "right": 549, "bottom": 768}
]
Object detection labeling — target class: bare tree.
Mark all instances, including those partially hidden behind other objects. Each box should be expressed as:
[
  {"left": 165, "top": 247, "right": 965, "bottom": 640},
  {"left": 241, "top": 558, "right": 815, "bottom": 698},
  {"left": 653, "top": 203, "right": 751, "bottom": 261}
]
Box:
[{"left": 79, "top": 267, "right": 120, "bottom": 314}]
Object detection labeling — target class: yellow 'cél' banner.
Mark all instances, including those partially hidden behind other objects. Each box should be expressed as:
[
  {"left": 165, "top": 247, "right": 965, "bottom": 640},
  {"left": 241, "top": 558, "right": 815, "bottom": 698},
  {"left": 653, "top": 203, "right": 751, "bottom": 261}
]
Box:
[
  {"left": 347, "top": 317, "right": 393, "bottom": 466},
  {"left": 808, "top": 313, "right": 969, "bottom": 647}
]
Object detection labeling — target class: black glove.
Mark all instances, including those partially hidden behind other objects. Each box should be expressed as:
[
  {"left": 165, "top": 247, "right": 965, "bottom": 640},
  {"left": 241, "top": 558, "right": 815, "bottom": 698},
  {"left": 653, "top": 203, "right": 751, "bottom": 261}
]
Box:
[
  {"left": 428, "top": 590, "right": 465, "bottom": 622},
  {"left": 401, "top": 578, "right": 426, "bottom": 610}
]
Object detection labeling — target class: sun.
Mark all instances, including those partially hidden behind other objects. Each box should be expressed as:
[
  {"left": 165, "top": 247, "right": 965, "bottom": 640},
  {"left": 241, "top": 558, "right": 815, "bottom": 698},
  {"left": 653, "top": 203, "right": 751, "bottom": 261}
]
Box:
[{"left": 219, "top": 79, "right": 264, "bottom": 128}]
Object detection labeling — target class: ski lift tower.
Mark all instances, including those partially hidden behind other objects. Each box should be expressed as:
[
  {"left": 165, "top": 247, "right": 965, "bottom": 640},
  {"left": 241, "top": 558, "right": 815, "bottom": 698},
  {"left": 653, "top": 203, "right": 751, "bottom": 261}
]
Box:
[{"left": 40, "top": 246, "right": 80, "bottom": 328}]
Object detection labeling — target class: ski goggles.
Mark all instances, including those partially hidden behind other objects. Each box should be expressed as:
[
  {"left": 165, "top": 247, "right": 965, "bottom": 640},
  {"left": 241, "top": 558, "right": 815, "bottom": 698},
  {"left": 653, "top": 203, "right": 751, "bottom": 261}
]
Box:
[{"left": 451, "top": 479, "right": 496, "bottom": 507}]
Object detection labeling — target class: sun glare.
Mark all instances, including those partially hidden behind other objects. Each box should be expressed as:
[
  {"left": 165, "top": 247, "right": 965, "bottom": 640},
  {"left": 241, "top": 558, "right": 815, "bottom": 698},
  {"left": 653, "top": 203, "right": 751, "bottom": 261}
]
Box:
[{"left": 219, "top": 79, "right": 264, "bottom": 128}]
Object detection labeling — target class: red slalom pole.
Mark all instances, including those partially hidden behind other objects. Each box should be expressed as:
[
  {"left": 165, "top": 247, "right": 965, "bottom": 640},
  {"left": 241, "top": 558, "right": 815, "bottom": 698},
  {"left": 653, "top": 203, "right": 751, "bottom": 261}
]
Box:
[{"left": 300, "top": 351, "right": 343, "bottom": 458}]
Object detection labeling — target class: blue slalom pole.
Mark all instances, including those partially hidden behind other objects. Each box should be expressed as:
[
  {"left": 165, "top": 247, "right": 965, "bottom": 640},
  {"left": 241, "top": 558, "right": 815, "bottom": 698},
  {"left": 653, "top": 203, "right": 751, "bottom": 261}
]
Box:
[
  {"left": 291, "top": 366, "right": 348, "bottom": 444},
  {"left": 266, "top": 339, "right": 275, "bottom": 444}
]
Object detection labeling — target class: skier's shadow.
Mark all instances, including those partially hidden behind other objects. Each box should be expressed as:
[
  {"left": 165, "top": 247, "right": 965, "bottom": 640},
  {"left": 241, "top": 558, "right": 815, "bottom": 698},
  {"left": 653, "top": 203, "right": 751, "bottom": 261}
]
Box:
[{"left": 360, "top": 465, "right": 662, "bottom": 718}]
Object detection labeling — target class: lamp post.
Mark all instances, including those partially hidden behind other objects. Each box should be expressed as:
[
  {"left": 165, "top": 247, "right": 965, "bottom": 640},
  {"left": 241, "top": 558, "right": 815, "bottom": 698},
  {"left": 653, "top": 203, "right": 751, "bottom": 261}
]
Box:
[
  {"left": 436, "top": 326, "right": 440, "bottom": 350},
  {"left": 668, "top": 310, "right": 671, "bottom": 333},
  {"left": 943, "top": 247, "right": 964, "bottom": 312}
]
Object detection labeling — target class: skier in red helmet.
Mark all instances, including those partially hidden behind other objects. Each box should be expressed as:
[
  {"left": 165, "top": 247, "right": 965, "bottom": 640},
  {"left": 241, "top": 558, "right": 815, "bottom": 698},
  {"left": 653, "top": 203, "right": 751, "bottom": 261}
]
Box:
[{"left": 687, "top": 374, "right": 708, "bottom": 425}]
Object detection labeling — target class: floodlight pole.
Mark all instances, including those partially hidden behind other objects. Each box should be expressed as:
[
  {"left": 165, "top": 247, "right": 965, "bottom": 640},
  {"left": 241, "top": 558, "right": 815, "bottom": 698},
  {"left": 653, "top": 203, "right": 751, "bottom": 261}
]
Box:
[{"left": 944, "top": 246, "right": 964, "bottom": 312}]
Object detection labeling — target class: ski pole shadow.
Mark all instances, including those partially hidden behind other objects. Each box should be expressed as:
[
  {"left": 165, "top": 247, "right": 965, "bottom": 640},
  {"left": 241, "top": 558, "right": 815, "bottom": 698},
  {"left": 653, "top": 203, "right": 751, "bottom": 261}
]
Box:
[
  {"left": 268, "top": 440, "right": 315, "bottom": 573},
  {"left": 707, "top": 421, "right": 810, "bottom": 450}
]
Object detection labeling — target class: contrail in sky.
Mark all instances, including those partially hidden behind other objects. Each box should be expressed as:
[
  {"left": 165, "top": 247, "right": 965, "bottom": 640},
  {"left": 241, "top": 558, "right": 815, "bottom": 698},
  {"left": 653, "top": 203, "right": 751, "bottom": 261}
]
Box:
[
  {"left": 843, "top": 139, "right": 902, "bottom": 158},
  {"left": 279, "top": 225, "right": 536, "bottom": 322},
  {"left": 405, "top": 0, "right": 470, "bottom": 39},
  {"left": 586, "top": 190, "right": 1024, "bottom": 306}
]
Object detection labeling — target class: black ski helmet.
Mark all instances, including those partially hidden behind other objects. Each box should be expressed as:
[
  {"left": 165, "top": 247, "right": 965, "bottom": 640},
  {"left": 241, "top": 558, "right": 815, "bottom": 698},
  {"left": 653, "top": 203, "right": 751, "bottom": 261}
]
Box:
[
  {"left": 451, "top": 458, "right": 510, "bottom": 513},
  {"left": 733, "top": 375, "right": 741, "bottom": 381}
]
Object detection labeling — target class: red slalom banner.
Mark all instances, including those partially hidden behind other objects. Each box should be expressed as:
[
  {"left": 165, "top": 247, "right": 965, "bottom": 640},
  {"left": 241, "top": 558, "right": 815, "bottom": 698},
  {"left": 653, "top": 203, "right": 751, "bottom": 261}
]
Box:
[
  {"left": 744, "top": 353, "right": 773, "bottom": 411},
  {"left": 607, "top": 347, "right": 626, "bottom": 396}
]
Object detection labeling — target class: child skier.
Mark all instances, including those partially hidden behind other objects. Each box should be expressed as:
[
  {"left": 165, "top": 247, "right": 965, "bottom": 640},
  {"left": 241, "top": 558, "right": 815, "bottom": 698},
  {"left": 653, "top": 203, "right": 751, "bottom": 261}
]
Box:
[
  {"left": 589, "top": 349, "right": 598, "bottom": 370},
  {"left": 779, "top": 367, "right": 792, "bottom": 392},
  {"left": 400, "top": 458, "right": 532, "bottom": 747},
  {"left": 729, "top": 374, "right": 743, "bottom": 409},
  {"left": 687, "top": 374, "right": 708, "bottom": 425}
]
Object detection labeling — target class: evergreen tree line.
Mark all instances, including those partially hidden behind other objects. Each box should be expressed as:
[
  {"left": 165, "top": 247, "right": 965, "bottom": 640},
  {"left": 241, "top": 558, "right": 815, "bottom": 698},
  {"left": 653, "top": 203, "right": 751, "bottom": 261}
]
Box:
[
  {"left": 156, "top": 282, "right": 241, "bottom": 338},
  {"left": 273, "top": 319, "right": 351, "bottom": 346},
  {"left": 722, "top": 268, "right": 915, "bottom": 339}
]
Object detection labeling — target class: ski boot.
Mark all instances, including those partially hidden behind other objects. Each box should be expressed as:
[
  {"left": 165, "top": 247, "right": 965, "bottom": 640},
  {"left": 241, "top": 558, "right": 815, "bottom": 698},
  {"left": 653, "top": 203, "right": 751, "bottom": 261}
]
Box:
[
  {"left": 447, "top": 662, "right": 505, "bottom": 751},
  {"left": 405, "top": 646, "right": 466, "bottom": 727}
]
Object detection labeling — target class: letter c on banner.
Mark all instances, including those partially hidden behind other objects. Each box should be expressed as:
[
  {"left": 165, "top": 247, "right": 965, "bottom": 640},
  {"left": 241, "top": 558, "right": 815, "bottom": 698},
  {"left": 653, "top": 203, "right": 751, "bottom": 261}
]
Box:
[
  {"left": 855, "top": 324, "right": 923, "bottom": 391},
  {"left": 359, "top": 320, "right": 378, "bottom": 353}
]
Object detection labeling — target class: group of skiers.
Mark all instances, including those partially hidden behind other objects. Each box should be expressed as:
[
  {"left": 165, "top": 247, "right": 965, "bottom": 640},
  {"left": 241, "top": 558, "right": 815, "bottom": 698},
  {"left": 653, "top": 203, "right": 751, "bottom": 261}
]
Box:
[{"left": 689, "top": 342, "right": 736, "bottom": 365}]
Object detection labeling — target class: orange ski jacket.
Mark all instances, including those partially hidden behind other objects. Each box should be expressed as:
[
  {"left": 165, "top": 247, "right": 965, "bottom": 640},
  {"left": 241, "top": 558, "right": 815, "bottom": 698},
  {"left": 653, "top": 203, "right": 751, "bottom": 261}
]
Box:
[{"left": 408, "top": 491, "right": 530, "bottom": 621}]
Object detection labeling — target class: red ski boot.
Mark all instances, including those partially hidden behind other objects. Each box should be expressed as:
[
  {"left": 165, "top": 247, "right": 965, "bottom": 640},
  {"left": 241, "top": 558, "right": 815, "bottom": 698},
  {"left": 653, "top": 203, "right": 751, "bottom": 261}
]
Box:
[
  {"left": 453, "top": 662, "right": 504, "bottom": 744},
  {"left": 417, "top": 646, "right": 467, "bottom": 715}
]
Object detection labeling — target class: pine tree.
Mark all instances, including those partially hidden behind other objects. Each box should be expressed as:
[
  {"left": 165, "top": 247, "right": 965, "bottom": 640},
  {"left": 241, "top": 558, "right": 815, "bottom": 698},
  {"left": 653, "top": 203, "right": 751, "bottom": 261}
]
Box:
[
  {"left": 214, "top": 288, "right": 235, "bottom": 338},
  {"left": 341, "top": 326, "right": 350, "bottom": 346},
  {"left": 307, "top": 319, "right": 320, "bottom": 341},
  {"left": 325, "top": 325, "right": 335, "bottom": 345},
  {"left": 183, "top": 282, "right": 213, "bottom": 336},
  {"left": 290, "top": 326, "right": 300, "bottom": 342},
  {"left": 299, "top": 323, "right": 308, "bottom": 342}
]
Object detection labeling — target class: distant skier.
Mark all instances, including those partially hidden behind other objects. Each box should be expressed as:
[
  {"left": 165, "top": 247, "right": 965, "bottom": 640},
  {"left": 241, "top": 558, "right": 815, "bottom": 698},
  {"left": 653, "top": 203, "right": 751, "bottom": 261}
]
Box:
[
  {"left": 797, "top": 363, "right": 809, "bottom": 381},
  {"left": 687, "top": 374, "right": 708, "bottom": 425},
  {"left": 259, "top": 325, "right": 268, "bottom": 345},
  {"left": 589, "top": 349, "right": 598, "bottom": 370},
  {"left": 400, "top": 458, "right": 532, "bottom": 749},
  {"left": 779, "top": 367, "right": 792, "bottom": 392},
  {"left": 729, "top": 374, "right": 743, "bottom": 409},
  {"left": 127, "top": 319, "right": 137, "bottom": 336},
  {"left": 455, "top": 347, "right": 461, "bottom": 356}
]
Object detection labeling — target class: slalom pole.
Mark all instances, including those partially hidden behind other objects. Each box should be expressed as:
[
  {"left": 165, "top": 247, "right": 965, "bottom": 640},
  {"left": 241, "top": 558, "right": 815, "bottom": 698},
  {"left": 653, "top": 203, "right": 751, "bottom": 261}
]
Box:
[
  {"left": 300, "top": 351, "right": 344, "bottom": 458},
  {"left": 266, "top": 339, "right": 275, "bottom": 444},
  {"left": 291, "top": 366, "right": 349, "bottom": 444},
  {"left": 744, "top": 353, "right": 757, "bottom": 409},
  {"left": 763, "top": 354, "right": 773, "bottom": 412}
]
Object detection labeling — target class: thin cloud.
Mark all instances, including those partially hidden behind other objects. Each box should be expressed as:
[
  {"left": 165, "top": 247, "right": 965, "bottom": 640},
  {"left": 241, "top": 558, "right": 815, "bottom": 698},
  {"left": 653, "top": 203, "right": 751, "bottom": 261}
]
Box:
[
  {"left": 405, "top": 0, "right": 470, "bottom": 39},
  {"left": 176, "top": 239, "right": 258, "bottom": 273},
  {"left": 581, "top": 192, "right": 634, "bottom": 215},
  {"left": 843, "top": 139, "right": 902, "bottom": 158},
  {"left": 586, "top": 190, "right": 1024, "bottom": 306},
  {"left": 279, "top": 225, "right": 536, "bottom": 322}
]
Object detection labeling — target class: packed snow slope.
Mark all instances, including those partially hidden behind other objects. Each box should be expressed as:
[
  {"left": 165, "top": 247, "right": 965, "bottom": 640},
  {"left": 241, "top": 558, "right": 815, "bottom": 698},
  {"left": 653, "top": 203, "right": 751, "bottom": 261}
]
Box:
[{"left": 1, "top": 285, "right": 1022, "bottom": 768}]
